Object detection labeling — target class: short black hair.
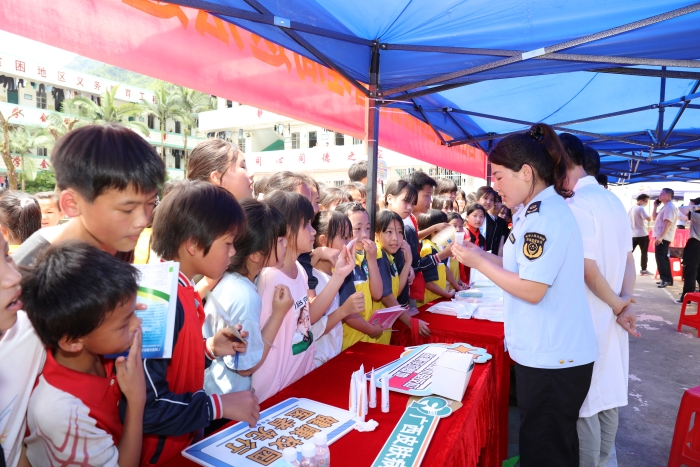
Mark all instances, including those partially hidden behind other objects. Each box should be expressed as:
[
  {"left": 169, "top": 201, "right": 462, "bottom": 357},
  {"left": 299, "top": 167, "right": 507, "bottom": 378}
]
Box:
[
  {"left": 51, "top": 124, "right": 165, "bottom": 202},
  {"left": 34, "top": 191, "right": 60, "bottom": 209},
  {"left": 152, "top": 180, "right": 245, "bottom": 260},
  {"left": 417, "top": 209, "right": 448, "bottom": 231},
  {"left": 21, "top": 241, "right": 139, "bottom": 349},
  {"left": 229, "top": 199, "right": 287, "bottom": 275},
  {"left": 466, "top": 203, "right": 487, "bottom": 218},
  {"left": 435, "top": 178, "right": 458, "bottom": 195},
  {"left": 335, "top": 201, "right": 366, "bottom": 216},
  {"left": 313, "top": 210, "right": 352, "bottom": 247},
  {"left": 319, "top": 187, "right": 352, "bottom": 210},
  {"left": 384, "top": 180, "right": 417, "bottom": 206},
  {"left": 348, "top": 161, "right": 368, "bottom": 182},
  {"left": 402, "top": 171, "right": 437, "bottom": 192},
  {"left": 584, "top": 146, "right": 601, "bottom": 176},
  {"left": 475, "top": 186, "right": 496, "bottom": 201},
  {"left": 264, "top": 171, "right": 309, "bottom": 195},
  {"left": 662, "top": 187, "right": 674, "bottom": 197},
  {"left": 343, "top": 182, "right": 366, "bottom": 200},
  {"left": 431, "top": 195, "right": 453, "bottom": 211},
  {"left": 559, "top": 132, "right": 586, "bottom": 167},
  {"left": 265, "top": 191, "right": 315, "bottom": 247},
  {"left": 375, "top": 209, "right": 404, "bottom": 235},
  {"left": 446, "top": 212, "right": 463, "bottom": 223},
  {"left": 637, "top": 194, "right": 650, "bottom": 202}
]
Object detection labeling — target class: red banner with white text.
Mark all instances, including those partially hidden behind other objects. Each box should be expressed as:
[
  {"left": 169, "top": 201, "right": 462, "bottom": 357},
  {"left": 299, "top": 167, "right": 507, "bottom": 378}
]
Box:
[{"left": 0, "top": 0, "right": 486, "bottom": 177}]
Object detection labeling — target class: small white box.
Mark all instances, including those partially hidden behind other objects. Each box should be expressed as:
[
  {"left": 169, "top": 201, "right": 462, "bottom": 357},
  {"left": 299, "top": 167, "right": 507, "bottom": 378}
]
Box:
[{"left": 431, "top": 352, "right": 474, "bottom": 401}]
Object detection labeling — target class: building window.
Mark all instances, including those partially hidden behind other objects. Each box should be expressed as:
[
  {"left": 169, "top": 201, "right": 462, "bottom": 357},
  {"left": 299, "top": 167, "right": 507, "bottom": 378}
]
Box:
[
  {"left": 226, "top": 100, "right": 233, "bottom": 108},
  {"left": 7, "top": 90, "right": 18, "bottom": 104},
  {"left": 353, "top": 137, "right": 363, "bottom": 145},
  {"left": 175, "top": 121, "right": 181, "bottom": 133},
  {"left": 172, "top": 149, "right": 181, "bottom": 169},
  {"left": 333, "top": 180, "right": 344, "bottom": 187},
  {"left": 36, "top": 89, "right": 47, "bottom": 110},
  {"left": 147, "top": 114, "right": 155, "bottom": 129},
  {"left": 36, "top": 147, "right": 48, "bottom": 157},
  {"left": 335, "top": 132, "right": 344, "bottom": 146},
  {"left": 238, "top": 137, "right": 246, "bottom": 153},
  {"left": 309, "top": 131, "right": 317, "bottom": 148},
  {"left": 291, "top": 132, "right": 300, "bottom": 149}
]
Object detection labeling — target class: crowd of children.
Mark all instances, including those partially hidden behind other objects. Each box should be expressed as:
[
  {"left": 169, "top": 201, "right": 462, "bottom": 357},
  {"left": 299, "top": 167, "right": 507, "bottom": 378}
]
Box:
[{"left": 0, "top": 124, "right": 500, "bottom": 467}]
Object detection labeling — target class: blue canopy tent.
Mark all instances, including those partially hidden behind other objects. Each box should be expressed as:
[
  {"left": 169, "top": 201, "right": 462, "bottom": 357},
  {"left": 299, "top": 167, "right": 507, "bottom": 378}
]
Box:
[{"left": 169, "top": 0, "right": 700, "bottom": 230}]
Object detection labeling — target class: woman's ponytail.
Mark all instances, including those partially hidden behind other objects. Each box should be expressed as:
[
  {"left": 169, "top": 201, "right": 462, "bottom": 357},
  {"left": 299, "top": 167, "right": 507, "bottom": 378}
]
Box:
[
  {"left": 528, "top": 124, "right": 573, "bottom": 198},
  {"left": 489, "top": 123, "right": 574, "bottom": 199}
]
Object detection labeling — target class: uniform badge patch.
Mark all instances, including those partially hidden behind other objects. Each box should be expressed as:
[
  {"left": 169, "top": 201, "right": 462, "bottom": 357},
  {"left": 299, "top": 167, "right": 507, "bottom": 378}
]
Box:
[
  {"left": 509, "top": 232, "right": 515, "bottom": 244},
  {"left": 523, "top": 232, "right": 546, "bottom": 260},
  {"left": 525, "top": 201, "right": 541, "bottom": 216}
]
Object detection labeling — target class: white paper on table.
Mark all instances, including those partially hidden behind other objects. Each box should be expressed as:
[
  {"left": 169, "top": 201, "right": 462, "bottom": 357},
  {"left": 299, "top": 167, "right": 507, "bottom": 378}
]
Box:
[
  {"left": 427, "top": 300, "right": 477, "bottom": 318},
  {"left": 473, "top": 306, "right": 505, "bottom": 322}
]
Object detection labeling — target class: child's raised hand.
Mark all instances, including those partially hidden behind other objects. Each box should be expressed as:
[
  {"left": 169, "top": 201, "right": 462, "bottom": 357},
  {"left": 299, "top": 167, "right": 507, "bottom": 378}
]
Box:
[
  {"left": 431, "top": 222, "right": 448, "bottom": 235},
  {"left": 221, "top": 389, "right": 260, "bottom": 428},
  {"left": 271, "top": 284, "right": 293, "bottom": 316},
  {"left": 211, "top": 327, "right": 248, "bottom": 357},
  {"left": 362, "top": 239, "right": 377, "bottom": 260},
  {"left": 333, "top": 246, "right": 355, "bottom": 278},
  {"left": 115, "top": 327, "right": 146, "bottom": 406},
  {"left": 312, "top": 246, "right": 340, "bottom": 266},
  {"left": 437, "top": 242, "right": 454, "bottom": 261},
  {"left": 400, "top": 240, "right": 413, "bottom": 265},
  {"left": 341, "top": 292, "right": 365, "bottom": 317}
]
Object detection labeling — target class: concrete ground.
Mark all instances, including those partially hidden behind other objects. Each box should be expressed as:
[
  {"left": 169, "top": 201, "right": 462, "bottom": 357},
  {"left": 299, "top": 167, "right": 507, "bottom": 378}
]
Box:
[{"left": 506, "top": 248, "right": 700, "bottom": 466}]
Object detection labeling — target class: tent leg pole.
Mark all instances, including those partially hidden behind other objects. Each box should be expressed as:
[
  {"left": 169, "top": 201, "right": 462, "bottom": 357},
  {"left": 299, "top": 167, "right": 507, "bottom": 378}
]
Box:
[{"left": 366, "top": 44, "right": 380, "bottom": 236}]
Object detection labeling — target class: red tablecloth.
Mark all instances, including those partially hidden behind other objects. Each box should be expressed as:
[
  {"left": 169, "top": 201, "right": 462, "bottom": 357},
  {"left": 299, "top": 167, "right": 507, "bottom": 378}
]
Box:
[
  {"left": 163, "top": 343, "right": 498, "bottom": 467},
  {"left": 648, "top": 228, "right": 690, "bottom": 252},
  {"left": 392, "top": 305, "right": 509, "bottom": 462}
]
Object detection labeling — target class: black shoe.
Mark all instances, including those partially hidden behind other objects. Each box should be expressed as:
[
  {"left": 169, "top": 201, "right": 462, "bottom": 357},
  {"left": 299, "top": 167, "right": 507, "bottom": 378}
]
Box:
[
  {"left": 675, "top": 299, "right": 683, "bottom": 304},
  {"left": 658, "top": 281, "right": 671, "bottom": 288},
  {"left": 656, "top": 281, "right": 662, "bottom": 284}
]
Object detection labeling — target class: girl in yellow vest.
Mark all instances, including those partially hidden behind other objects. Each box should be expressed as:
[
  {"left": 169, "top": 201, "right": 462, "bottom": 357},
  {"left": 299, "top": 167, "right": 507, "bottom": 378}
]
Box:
[
  {"left": 335, "top": 202, "right": 386, "bottom": 349},
  {"left": 417, "top": 209, "right": 458, "bottom": 305},
  {"left": 310, "top": 210, "right": 366, "bottom": 365}
]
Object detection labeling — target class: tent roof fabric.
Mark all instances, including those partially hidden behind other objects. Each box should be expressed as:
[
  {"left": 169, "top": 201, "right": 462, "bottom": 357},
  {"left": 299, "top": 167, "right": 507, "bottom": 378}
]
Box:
[{"left": 170, "top": 0, "right": 700, "bottom": 183}]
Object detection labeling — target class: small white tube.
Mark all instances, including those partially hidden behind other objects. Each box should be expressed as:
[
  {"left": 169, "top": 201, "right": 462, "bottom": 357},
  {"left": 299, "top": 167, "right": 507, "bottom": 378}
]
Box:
[
  {"left": 349, "top": 372, "right": 357, "bottom": 414},
  {"left": 361, "top": 372, "right": 368, "bottom": 421},
  {"left": 369, "top": 368, "right": 377, "bottom": 409},
  {"left": 381, "top": 372, "right": 390, "bottom": 413}
]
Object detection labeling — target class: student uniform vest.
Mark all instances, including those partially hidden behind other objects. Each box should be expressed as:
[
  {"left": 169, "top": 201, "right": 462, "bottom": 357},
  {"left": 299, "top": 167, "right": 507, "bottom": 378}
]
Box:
[
  {"left": 341, "top": 250, "right": 391, "bottom": 349},
  {"left": 418, "top": 239, "right": 447, "bottom": 306}
]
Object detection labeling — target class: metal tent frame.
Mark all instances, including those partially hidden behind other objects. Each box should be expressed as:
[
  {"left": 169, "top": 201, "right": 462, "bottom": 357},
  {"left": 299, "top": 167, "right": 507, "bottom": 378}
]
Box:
[{"left": 168, "top": 0, "right": 700, "bottom": 228}]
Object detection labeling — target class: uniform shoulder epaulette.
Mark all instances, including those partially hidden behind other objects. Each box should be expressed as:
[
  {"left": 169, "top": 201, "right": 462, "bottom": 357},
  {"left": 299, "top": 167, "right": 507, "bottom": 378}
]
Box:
[{"left": 525, "top": 201, "right": 541, "bottom": 216}]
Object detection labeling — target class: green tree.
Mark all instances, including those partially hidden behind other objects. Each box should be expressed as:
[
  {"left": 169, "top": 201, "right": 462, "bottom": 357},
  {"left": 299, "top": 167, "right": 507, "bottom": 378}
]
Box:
[
  {"left": 45, "top": 112, "right": 89, "bottom": 141},
  {"left": 173, "top": 86, "right": 213, "bottom": 176},
  {"left": 62, "top": 84, "right": 149, "bottom": 136},
  {"left": 141, "top": 84, "right": 189, "bottom": 162},
  {"left": 24, "top": 167, "right": 57, "bottom": 194},
  {"left": 9, "top": 125, "right": 54, "bottom": 192},
  {"left": 0, "top": 107, "right": 22, "bottom": 190}
]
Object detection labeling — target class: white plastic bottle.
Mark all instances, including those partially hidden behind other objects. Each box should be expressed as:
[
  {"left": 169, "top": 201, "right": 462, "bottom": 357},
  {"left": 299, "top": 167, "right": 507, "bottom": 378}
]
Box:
[
  {"left": 312, "top": 432, "right": 330, "bottom": 467},
  {"left": 299, "top": 443, "right": 318, "bottom": 467},
  {"left": 282, "top": 447, "right": 299, "bottom": 467}
]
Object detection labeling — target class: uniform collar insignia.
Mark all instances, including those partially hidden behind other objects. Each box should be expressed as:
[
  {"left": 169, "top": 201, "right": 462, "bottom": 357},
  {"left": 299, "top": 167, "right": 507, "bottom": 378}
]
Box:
[{"left": 525, "top": 201, "right": 541, "bottom": 216}]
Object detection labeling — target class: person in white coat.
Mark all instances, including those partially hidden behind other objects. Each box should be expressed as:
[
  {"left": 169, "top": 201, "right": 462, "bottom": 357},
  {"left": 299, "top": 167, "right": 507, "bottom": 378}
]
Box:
[{"left": 560, "top": 133, "right": 640, "bottom": 467}]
